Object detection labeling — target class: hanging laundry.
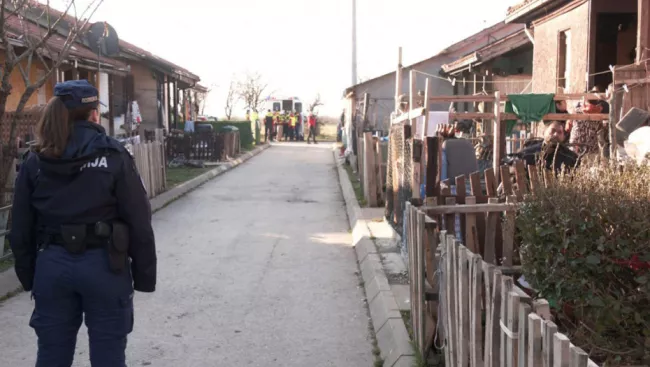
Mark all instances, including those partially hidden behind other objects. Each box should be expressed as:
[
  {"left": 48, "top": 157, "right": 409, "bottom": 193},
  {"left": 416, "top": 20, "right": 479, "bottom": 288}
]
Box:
[{"left": 504, "top": 94, "right": 556, "bottom": 135}]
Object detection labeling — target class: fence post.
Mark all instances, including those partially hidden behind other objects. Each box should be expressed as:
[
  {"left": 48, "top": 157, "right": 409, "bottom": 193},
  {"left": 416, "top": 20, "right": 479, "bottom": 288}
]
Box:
[
  {"left": 364, "top": 132, "right": 378, "bottom": 207},
  {"left": 469, "top": 254, "right": 484, "bottom": 367},
  {"left": 416, "top": 210, "right": 426, "bottom": 354}
]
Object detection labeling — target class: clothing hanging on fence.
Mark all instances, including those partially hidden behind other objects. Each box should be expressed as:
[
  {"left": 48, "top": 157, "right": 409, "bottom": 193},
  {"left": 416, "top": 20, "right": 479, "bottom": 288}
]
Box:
[
  {"left": 184, "top": 120, "right": 195, "bottom": 133},
  {"left": 504, "top": 94, "right": 556, "bottom": 135}
]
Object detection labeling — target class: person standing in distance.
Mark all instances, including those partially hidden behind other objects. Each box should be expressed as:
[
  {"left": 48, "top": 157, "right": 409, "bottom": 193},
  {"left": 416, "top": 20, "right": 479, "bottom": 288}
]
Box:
[
  {"left": 307, "top": 112, "right": 318, "bottom": 144},
  {"left": 10, "top": 80, "right": 157, "bottom": 367}
]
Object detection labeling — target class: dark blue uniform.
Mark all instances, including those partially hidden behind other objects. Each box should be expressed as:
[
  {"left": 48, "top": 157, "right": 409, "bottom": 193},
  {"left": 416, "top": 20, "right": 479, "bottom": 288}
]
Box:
[{"left": 10, "top": 80, "right": 156, "bottom": 367}]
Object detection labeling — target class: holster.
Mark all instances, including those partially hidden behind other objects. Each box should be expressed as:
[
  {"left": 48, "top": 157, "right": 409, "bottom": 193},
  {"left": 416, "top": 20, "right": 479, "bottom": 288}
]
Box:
[
  {"left": 109, "top": 220, "right": 130, "bottom": 274},
  {"left": 60, "top": 225, "right": 88, "bottom": 254}
]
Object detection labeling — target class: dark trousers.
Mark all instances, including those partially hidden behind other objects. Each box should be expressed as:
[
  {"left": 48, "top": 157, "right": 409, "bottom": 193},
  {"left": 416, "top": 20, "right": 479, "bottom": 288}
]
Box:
[
  {"left": 265, "top": 124, "right": 273, "bottom": 141},
  {"left": 290, "top": 126, "right": 296, "bottom": 141},
  {"left": 30, "top": 245, "right": 134, "bottom": 367},
  {"left": 308, "top": 125, "right": 317, "bottom": 143}
]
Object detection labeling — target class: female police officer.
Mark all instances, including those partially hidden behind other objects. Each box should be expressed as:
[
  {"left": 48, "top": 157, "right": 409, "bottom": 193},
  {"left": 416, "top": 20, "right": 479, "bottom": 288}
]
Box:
[{"left": 10, "top": 80, "right": 157, "bottom": 367}]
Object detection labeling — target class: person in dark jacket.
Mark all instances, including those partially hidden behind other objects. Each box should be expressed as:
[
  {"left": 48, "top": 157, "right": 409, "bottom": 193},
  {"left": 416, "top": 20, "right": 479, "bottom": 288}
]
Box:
[
  {"left": 10, "top": 80, "right": 156, "bottom": 367},
  {"left": 519, "top": 121, "right": 579, "bottom": 173},
  {"left": 264, "top": 110, "right": 274, "bottom": 142}
]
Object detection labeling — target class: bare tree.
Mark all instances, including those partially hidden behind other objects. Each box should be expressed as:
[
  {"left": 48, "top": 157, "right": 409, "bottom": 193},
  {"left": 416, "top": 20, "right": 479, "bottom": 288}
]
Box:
[
  {"left": 224, "top": 80, "right": 236, "bottom": 120},
  {"left": 0, "top": 0, "right": 103, "bottom": 194},
  {"left": 193, "top": 87, "right": 210, "bottom": 117},
  {"left": 308, "top": 93, "right": 323, "bottom": 113},
  {"left": 236, "top": 72, "right": 267, "bottom": 112}
]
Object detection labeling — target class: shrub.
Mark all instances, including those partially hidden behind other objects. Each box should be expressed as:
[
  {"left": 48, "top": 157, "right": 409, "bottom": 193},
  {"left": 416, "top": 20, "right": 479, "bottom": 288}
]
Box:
[{"left": 516, "top": 163, "right": 650, "bottom": 365}]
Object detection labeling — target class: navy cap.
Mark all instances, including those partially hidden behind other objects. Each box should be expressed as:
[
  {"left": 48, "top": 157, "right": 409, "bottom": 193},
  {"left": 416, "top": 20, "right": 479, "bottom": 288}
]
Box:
[{"left": 54, "top": 79, "right": 106, "bottom": 110}]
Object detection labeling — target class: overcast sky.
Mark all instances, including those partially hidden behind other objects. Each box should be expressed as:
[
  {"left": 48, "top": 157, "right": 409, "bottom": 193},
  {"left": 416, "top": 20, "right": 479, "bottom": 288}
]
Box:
[{"left": 53, "top": 0, "right": 516, "bottom": 117}]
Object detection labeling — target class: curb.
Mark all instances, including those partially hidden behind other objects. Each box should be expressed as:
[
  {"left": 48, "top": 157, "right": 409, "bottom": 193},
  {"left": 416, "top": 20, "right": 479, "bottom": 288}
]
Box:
[
  {"left": 333, "top": 151, "right": 416, "bottom": 367},
  {"left": 0, "top": 143, "right": 271, "bottom": 301}
]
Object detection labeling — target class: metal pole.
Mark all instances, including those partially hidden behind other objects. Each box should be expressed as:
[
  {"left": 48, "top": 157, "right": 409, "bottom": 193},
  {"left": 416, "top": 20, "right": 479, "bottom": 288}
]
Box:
[{"left": 352, "top": 0, "right": 358, "bottom": 86}]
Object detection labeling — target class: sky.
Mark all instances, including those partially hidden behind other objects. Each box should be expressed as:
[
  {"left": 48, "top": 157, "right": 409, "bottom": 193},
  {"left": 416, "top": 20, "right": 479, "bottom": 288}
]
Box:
[{"left": 53, "top": 0, "right": 517, "bottom": 118}]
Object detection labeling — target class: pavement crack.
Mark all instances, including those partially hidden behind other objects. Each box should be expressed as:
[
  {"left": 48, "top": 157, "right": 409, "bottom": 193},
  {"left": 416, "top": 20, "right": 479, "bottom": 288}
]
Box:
[{"left": 243, "top": 236, "right": 282, "bottom": 318}]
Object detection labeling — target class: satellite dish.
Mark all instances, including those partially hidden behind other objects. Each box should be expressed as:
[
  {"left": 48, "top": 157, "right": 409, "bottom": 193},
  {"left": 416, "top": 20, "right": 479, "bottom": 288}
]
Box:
[{"left": 87, "top": 22, "right": 120, "bottom": 57}]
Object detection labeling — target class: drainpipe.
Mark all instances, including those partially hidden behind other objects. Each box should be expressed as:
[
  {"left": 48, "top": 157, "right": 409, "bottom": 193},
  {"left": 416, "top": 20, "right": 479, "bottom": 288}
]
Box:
[{"left": 524, "top": 23, "right": 535, "bottom": 45}]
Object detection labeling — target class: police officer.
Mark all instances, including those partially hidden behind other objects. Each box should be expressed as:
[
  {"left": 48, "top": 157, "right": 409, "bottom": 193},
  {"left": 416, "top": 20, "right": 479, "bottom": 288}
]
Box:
[
  {"left": 10, "top": 80, "right": 157, "bottom": 367},
  {"left": 264, "top": 109, "right": 274, "bottom": 142}
]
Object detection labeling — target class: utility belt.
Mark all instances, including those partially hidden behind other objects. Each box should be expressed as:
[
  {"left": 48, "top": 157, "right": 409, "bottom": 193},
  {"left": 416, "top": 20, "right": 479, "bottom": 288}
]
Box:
[{"left": 40, "top": 221, "right": 130, "bottom": 274}]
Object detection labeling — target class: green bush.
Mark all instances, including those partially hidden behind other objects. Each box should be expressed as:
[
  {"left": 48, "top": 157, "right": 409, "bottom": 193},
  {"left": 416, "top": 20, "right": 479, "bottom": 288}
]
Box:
[
  {"left": 516, "top": 164, "right": 650, "bottom": 365},
  {"left": 175, "top": 121, "right": 254, "bottom": 149}
]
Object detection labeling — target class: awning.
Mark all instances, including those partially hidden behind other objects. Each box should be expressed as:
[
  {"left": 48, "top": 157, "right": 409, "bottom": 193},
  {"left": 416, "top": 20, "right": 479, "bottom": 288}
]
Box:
[{"left": 441, "top": 30, "right": 531, "bottom": 75}]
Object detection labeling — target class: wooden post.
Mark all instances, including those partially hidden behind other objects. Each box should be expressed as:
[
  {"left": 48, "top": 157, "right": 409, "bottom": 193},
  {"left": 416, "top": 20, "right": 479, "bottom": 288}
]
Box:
[
  {"left": 425, "top": 136, "right": 440, "bottom": 198},
  {"left": 409, "top": 70, "right": 421, "bottom": 200},
  {"left": 637, "top": 0, "right": 650, "bottom": 64},
  {"left": 363, "top": 132, "right": 378, "bottom": 207},
  {"left": 173, "top": 80, "right": 179, "bottom": 129},
  {"left": 553, "top": 333, "right": 570, "bottom": 367},
  {"left": 608, "top": 84, "right": 619, "bottom": 161},
  {"left": 362, "top": 93, "right": 370, "bottom": 132},
  {"left": 166, "top": 76, "right": 172, "bottom": 129},
  {"left": 416, "top": 210, "right": 426, "bottom": 354},
  {"left": 528, "top": 313, "right": 543, "bottom": 367},
  {"left": 493, "top": 91, "right": 503, "bottom": 183},
  {"left": 445, "top": 234, "right": 458, "bottom": 367},
  {"left": 473, "top": 73, "right": 478, "bottom": 112},
  {"left": 395, "top": 47, "right": 403, "bottom": 113},
  {"left": 108, "top": 74, "right": 115, "bottom": 136},
  {"left": 469, "top": 253, "right": 483, "bottom": 367},
  {"left": 423, "top": 77, "right": 432, "bottom": 138},
  {"left": 409, "top": 69, "right": 417, "bottom": 126}
]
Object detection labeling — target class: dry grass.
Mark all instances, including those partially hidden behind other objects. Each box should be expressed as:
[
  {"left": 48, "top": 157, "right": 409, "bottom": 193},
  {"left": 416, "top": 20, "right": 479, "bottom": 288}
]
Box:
[{"left": 317, "top": 123, "right": 338, "bottom": 142}]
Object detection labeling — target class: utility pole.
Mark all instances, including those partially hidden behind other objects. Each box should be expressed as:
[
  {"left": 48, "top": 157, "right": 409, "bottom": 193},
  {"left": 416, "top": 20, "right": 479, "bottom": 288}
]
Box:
[{"left": 352, "top": 0, "right": 358, "bottom": 86}]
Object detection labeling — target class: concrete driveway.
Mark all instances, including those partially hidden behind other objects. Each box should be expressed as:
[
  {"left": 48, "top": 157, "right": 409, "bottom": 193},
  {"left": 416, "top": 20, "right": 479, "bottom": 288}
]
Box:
[{"left": 0, "top": 142, "right": 374, "bottom": 367}]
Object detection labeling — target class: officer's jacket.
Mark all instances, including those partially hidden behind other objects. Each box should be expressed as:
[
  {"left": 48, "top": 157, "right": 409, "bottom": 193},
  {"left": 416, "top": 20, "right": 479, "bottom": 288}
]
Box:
[{"left": 10, "top": 121, "right": 157, "bottom": 292}]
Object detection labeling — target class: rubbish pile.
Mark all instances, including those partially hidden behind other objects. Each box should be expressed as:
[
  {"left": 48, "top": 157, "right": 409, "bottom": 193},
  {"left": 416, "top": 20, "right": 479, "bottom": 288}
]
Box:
[{"left": 168, "top": 155, "right": 205, "bottom": 168}]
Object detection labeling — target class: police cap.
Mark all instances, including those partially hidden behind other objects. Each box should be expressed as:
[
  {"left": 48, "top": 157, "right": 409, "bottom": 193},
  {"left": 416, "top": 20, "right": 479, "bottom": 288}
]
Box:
[{"left": 54, "top": 80, "right": 106, "bottom": 110}]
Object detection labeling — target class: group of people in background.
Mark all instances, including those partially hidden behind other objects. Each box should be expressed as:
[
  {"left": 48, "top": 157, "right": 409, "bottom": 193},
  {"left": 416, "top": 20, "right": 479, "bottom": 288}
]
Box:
[{"left": 260, "top": 110, "right": 318, "bottom": 144}]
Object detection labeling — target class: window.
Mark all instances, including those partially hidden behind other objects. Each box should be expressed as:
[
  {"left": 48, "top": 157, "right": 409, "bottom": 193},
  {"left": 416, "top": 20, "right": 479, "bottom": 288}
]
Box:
[{"left": 558, "top": 30, "right": 571, "bottom": 92}]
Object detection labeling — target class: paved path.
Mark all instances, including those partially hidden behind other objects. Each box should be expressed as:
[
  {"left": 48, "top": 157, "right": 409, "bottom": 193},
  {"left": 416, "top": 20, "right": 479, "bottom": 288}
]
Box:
[{"left": 0, "top": 143, "right": 374, "bottom": 367}]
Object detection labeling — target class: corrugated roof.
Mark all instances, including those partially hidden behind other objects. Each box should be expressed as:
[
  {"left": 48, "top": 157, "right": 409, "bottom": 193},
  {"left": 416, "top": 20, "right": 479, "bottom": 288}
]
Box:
[{"left": 344, "top": 21, "right": 519, "bottom": 93}]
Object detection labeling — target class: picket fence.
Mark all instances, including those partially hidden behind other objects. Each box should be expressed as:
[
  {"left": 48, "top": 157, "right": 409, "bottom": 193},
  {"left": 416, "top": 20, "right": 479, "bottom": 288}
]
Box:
[
  {"left": 132, "top": 141, "right": 166, "bottom": 198},
  {"left": 405, "top": 161, "right": 601, "bottom": 367}
]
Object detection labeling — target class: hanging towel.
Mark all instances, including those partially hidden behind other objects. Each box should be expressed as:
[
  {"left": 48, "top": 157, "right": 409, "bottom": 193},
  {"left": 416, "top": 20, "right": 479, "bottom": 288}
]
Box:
[
  {"left": 415, "top": 111, "right": 449, "bottom": 139},
  {"left": 505, "top": 94, "right": 556, "bottom": 135}
]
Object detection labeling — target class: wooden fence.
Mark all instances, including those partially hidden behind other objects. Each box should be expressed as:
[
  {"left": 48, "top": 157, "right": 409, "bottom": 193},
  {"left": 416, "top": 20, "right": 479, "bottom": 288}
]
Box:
[
  {"left": 405, "top": 164, "right": 601, "bottom": 367},
  {"left": 356, "top": 132, "right": 388, "bottom": 207},
  {"left": 223, "top": 131, "right": 241, "bottom": 159},
  {"left": 132, "top": 141, "right": 166, "bottom": 198}
]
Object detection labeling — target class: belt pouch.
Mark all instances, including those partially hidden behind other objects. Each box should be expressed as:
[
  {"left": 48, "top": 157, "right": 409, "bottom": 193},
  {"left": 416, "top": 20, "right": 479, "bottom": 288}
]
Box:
[
  {"left": 109, "top": 221, "right": 130, "bottom": 273},
  {"left": 60, "top": 225, "right": 87, "bottom": 254}
]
